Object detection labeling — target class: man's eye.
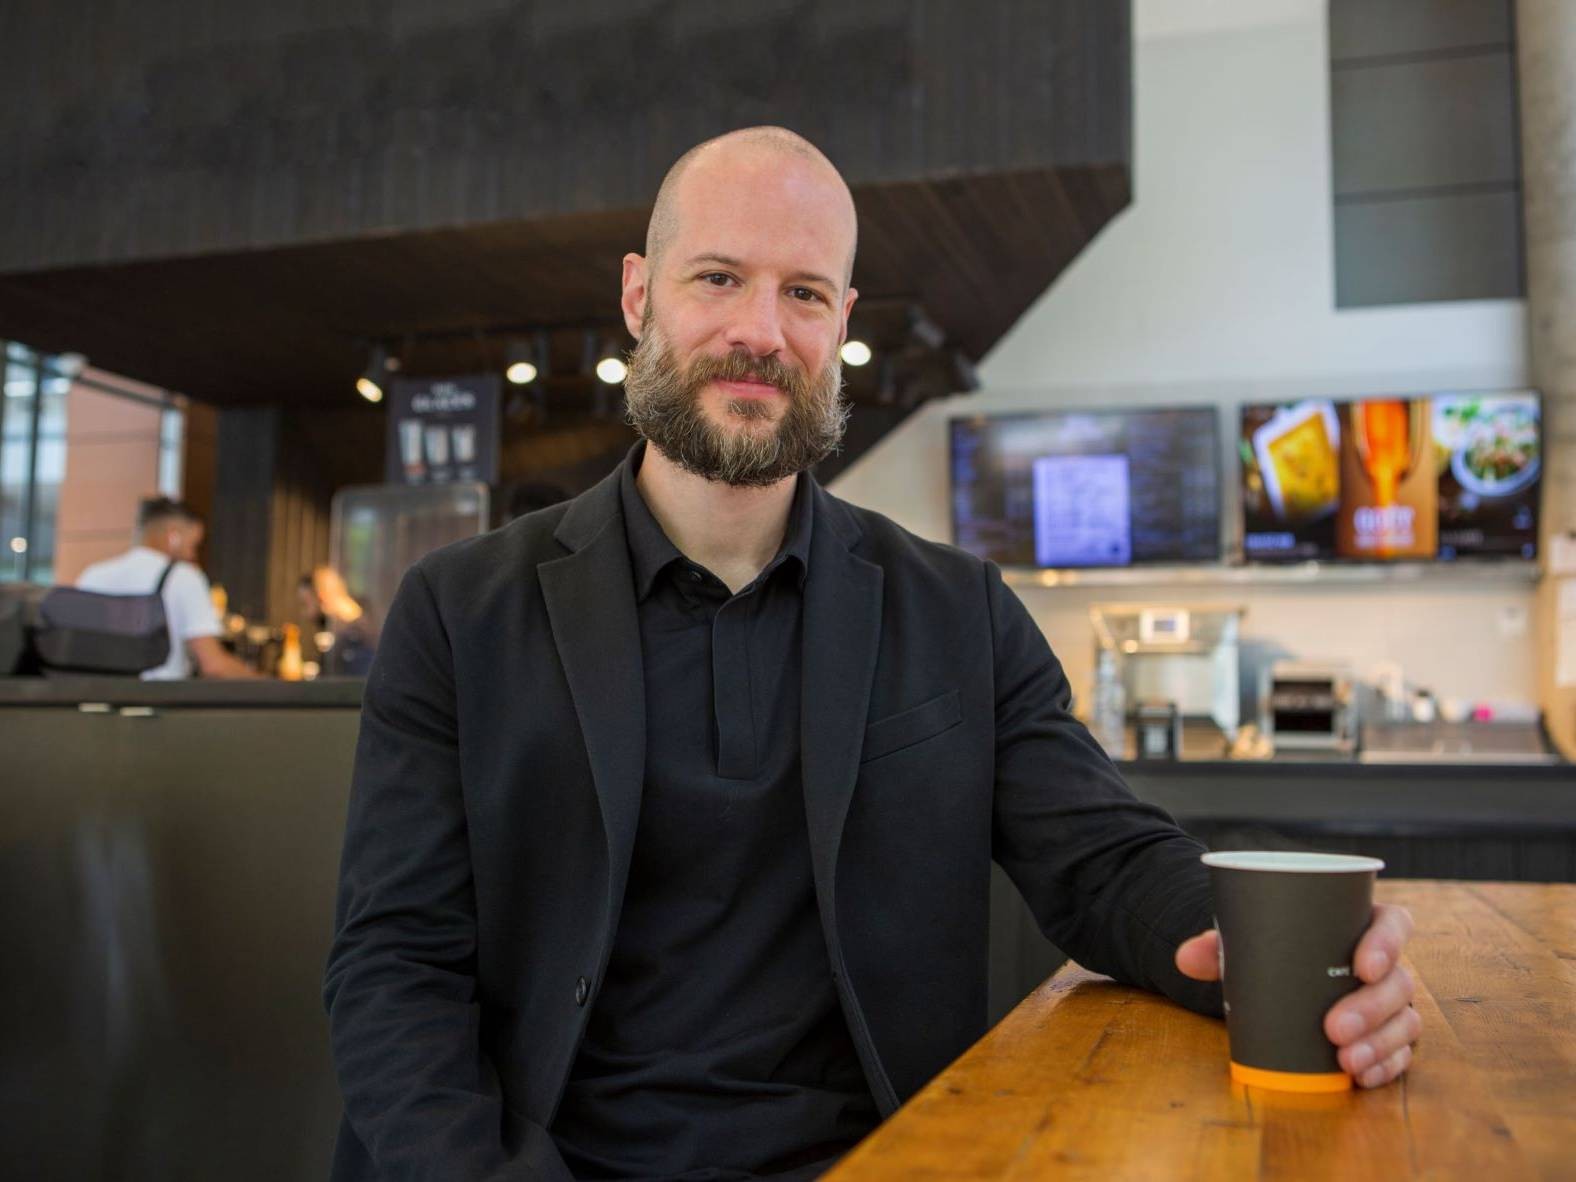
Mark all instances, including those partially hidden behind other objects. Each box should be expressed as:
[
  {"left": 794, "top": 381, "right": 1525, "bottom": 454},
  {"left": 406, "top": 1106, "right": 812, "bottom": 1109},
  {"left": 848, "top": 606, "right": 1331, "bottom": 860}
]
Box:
[
  {"left": 790, "top": 287, "right": 824, "bottom": 303},
  {"left": 700, "top": 273, "right": 734, "bottom": 287}
]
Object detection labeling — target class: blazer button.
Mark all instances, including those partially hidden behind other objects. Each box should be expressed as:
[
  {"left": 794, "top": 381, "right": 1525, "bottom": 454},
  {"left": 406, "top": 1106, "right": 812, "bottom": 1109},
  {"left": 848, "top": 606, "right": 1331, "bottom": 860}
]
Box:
[{"left": 575, "top": 976, "right": 590, "bottom": 1006}]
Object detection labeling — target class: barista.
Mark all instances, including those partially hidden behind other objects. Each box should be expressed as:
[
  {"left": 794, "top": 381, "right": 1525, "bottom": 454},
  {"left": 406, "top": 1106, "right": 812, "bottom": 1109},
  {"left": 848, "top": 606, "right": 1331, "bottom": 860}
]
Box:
[
  {"left": 76, "top": 497, "right": 259, "bottom": 679},
  {"left": 298, "top": 566, "right": 377, "bottom": 676}
]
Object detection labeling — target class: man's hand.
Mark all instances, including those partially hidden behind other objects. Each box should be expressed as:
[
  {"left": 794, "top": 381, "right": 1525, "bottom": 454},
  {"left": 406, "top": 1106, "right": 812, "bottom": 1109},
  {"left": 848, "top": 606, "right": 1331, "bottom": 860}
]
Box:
[{"left": 1175, "top": 902, "right": 1420, "bottom": 1088}]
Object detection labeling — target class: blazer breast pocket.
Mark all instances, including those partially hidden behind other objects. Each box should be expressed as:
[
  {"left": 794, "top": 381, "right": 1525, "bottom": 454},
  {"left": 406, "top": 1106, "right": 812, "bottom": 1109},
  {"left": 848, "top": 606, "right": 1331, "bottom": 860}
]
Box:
[{"left": 860, "top": 689, "right": 963, "bottom": 764}]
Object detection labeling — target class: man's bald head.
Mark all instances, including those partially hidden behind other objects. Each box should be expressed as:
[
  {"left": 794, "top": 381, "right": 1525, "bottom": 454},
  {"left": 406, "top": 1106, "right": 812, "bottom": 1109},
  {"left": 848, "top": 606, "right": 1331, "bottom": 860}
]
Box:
[{"left": 644, "top": 126, "right": 858, "bottom": 288}]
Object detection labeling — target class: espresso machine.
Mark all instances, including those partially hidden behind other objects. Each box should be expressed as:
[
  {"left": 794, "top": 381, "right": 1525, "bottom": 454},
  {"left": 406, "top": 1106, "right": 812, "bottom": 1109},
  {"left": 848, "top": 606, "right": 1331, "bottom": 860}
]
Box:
[{"left": 1089, "top": 604, "right": 1246, "bottom": 760}]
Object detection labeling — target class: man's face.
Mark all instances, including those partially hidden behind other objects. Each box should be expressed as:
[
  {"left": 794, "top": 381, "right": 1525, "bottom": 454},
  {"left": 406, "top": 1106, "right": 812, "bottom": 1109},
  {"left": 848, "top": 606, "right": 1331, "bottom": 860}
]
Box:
[
  {"left": 620, "top": 148, "right": 859, "bottom": 486},
  {"left": 622, "top": 299, "right": 849, "bottom": 487}
]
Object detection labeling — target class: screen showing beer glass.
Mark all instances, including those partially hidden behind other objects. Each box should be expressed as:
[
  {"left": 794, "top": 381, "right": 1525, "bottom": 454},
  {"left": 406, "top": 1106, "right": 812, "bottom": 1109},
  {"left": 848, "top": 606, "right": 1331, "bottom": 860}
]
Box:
[
  {"left": 950, "top": 407, "right": 1221, "bottom": 568},
  {"left": 1239, "top": 393, "right": 1540, "bottom": 562}
]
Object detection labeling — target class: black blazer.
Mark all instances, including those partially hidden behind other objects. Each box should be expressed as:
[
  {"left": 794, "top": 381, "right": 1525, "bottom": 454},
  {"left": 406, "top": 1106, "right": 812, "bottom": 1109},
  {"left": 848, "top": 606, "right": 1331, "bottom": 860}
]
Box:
[{"left": 324, "top": 464, "right": 1221, "bottom": 1182}]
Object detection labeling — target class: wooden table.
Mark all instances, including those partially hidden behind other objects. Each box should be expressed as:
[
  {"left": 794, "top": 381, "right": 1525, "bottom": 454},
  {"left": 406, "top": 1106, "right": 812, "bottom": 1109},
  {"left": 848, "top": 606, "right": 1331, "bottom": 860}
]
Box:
[{"left": 826, "top": 881, "right": 1576, "bottom": 1180}]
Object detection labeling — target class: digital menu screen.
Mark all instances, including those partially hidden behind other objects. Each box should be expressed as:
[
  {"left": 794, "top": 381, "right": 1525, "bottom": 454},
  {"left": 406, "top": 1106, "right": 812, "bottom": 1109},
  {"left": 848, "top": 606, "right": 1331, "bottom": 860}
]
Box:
[
  {"left": 950, "top": 408, "right": 1221, "bottom": 568},
  {"left": 1240, "top": 393, "right": 1540, "bottom": 563}
]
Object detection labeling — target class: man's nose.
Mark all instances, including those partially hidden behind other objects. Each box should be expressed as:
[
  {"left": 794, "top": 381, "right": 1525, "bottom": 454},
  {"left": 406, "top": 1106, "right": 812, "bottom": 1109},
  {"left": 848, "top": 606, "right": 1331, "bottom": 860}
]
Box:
[{"left": 724, "top": 285, "right": 787, "bottom": 359}]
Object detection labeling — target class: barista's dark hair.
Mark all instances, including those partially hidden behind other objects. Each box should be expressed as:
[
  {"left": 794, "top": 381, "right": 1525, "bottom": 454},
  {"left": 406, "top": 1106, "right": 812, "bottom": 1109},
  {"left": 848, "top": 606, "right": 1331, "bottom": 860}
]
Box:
[{"left": 136, "top": 496, "right": 202, "bottom": 531}]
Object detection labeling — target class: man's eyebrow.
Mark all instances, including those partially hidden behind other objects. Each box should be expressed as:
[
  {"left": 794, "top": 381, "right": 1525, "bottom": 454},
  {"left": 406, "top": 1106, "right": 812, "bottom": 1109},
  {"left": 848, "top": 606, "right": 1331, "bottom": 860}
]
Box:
[
  {"left": 683, "top": 253, "right": 839, "bottom": 291},
  {"left": 785, "top": 269, "right": 839, "bottom": 290},
  {"left": 684, "top": 253, "right": 743, "bottom": 271}
]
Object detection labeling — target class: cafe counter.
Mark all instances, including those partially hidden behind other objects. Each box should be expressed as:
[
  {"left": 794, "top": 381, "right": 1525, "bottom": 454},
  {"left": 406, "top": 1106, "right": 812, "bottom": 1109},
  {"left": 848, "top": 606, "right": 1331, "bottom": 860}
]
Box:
[
  {"left": 1, "top": 674, "right": 363, "bottom": 1181},
  {"left": 0, "top": 673, "right": 364, "bottom": 707}
]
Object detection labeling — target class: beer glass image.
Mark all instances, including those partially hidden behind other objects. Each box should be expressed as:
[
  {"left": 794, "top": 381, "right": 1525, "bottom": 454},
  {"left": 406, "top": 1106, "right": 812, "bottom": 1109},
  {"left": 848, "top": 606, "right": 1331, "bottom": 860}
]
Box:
[
  {"left": 1352, "top": 401, "right": 1425, "bottom": 511},
  {"left": 423, "top": 423, "right": 451, "bottom": 468},
  {"left": 450, "top": 424, "right": 477, "bottom": 465},
  {"left": 398, "top": 420, "right": 425, "bottom": 482},
  {"left": 1339, "top": 399, "right": 1435, "bottom": 559}
]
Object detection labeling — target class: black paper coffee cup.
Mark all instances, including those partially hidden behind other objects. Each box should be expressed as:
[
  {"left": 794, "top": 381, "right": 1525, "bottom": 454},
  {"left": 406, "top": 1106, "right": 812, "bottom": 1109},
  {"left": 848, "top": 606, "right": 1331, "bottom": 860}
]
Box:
[{"left": 1202, "top": 850, "right": 1385, "bottom": 1092}]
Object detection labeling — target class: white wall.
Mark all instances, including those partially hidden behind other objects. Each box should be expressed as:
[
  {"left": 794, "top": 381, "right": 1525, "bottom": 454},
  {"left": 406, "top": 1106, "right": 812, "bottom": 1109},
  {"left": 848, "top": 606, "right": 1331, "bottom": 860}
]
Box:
[{"left": 830, "top": 0, "right": 1535, "bottom": 714}]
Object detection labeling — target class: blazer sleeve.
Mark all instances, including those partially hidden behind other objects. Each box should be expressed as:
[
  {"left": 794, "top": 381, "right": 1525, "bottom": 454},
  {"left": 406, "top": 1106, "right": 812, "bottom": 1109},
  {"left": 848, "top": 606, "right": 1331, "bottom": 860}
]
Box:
[
  {"left": 984, "top": 561, "right": 1224, "bottom": 1017},
  {"left": 322, "top": 562, "right": 562, "bottom": 1180}
]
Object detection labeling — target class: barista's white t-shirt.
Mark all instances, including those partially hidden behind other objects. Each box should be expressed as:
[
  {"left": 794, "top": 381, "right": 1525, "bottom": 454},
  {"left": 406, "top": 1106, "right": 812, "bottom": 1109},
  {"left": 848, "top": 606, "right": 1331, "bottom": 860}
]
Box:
[{"left": 76, "top": 546, "right": 223, "bottom": 680}]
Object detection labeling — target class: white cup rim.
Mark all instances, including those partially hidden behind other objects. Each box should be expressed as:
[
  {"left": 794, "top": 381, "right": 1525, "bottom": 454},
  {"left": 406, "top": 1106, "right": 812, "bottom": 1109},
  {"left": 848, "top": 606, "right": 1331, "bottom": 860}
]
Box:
[{"left": 1201, "top": 850, "right": 1385, "bottom": 874}]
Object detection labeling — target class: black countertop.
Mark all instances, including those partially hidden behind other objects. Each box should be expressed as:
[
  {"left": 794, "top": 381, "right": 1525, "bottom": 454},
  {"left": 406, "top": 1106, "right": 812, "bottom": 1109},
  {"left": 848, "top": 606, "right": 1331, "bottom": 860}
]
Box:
[
  {"left": 1118, "top": 756, "right": 1575, "bottom": 782},
  {"left": 0, "top": 675, "right": 364, "bottom": 708},
  {"left": 1120, "top": 759, "right": 1576, "bottom": 833}
]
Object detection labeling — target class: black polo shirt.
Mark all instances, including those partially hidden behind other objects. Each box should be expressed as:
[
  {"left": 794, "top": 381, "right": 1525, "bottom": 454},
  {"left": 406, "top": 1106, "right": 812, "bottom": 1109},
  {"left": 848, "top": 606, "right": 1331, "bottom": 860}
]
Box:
[{"left": 549, "top": 448, "right": 879, "bottom": 1180}]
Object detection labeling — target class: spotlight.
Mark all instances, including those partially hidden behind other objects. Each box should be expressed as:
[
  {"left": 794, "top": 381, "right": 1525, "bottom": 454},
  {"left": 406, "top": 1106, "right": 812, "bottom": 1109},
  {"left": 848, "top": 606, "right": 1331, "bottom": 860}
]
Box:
[
  {"left": 596, "top": 355, "right": 628, "bottom": 384},
  {"left": 839, "top": 340, "right": 872, "bottom": 367},
  {"left": 948, "top": 349, "right": 980, "bottom": 392},
  {"left": 356, "top": 344, "right": 388, "bottom": 403},
  {"left": 907, "top": 307, "right": 945, "bottom": 350},
  {"left": 876, "top": 357, "right": 897, "bottom": 405},
  {"left": 533, "top": 329, "right": 552, "bottom": 381},
  {"left": 505, "top": 338, "right": 538, "bottom": 386}
]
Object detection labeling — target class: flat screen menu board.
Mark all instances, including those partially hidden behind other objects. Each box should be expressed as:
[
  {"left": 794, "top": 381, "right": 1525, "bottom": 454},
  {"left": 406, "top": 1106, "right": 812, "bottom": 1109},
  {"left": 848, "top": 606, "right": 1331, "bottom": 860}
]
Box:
[
  {"left": 1239, "top": 393, "right": 1540, "bottom": 562},
  {"left": 950, "top": 408, "right": 1221, "bottom": 568}
]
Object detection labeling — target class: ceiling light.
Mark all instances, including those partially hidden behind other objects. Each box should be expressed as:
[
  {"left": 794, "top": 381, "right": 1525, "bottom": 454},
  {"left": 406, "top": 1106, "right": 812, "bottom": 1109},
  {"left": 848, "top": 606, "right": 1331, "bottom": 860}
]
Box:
[
  {"left": 949, "top": 349, "right": 980, "bottom": 392},
  {"left": 8, "top": 536, "right": 26, "bottom": 554},
  {"left": 877, "top": 357, "right": 897, "bottom": 404},
  {"left": 356, "top": 344, "right": 388, "bottom": 403},
  {"left": 840, "top": 340, "right": 872, "bottom": 367},
  {"left": 505, "top": 338, "right": 539, "bottom": 385},
  {"left": 907, "top": 307, "right": 945, "bottom": 350},
  {"left": 596, "top": 356, "right": 628, "bottom": 384}
]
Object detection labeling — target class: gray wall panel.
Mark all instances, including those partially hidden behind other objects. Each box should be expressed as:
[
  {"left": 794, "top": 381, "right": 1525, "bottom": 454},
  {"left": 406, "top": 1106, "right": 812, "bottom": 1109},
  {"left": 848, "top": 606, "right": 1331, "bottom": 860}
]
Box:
[
  {"left": 1330, "top": 0, "right": 1512, "bottom": 62},
  {"left": 1335, "top": 190, "right": 1523, "bottom": 306},
  {"left": 1332, "top": 53, "right": 1518, "bottom": 196},
  {"left": 1329, "top": 0, "right": 1523, "bottom": 308}
]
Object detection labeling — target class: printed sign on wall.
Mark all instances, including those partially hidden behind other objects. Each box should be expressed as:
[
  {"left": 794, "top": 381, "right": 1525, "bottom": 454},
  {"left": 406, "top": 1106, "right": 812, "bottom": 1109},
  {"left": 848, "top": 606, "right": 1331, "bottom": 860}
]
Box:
[{"left": 385, "top": 374, "right": 501, "bottom": 486}]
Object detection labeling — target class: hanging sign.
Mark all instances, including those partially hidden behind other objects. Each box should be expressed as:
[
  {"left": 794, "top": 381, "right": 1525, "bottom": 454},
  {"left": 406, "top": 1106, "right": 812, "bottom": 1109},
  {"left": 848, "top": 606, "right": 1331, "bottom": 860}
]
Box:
[{"left": 385, "top": 373, "right": 500, "bottom": 486}]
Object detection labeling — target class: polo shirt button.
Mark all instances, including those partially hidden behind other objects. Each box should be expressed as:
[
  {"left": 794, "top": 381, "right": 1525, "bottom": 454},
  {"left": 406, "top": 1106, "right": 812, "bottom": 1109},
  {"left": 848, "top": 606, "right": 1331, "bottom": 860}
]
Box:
[
  {"left": 575, "top": 976, "right": 589, "bottom": 1006},
  {"left": 687, "top": 569, "right": 703, "bottom": 583}
]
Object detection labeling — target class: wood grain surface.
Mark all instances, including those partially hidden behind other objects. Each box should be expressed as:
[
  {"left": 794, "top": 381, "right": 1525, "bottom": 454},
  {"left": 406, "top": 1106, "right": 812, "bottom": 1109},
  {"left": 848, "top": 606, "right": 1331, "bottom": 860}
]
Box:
[{"left": 825, "top": 881, "right": 1575, "bottom": 1181}]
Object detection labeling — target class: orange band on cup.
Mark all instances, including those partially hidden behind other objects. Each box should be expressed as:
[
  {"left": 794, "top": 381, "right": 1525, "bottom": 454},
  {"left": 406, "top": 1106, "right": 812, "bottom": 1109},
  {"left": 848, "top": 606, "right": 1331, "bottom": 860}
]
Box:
[{"left": 1230, "top": 1062, "right": 1352, "bottom": 1092}]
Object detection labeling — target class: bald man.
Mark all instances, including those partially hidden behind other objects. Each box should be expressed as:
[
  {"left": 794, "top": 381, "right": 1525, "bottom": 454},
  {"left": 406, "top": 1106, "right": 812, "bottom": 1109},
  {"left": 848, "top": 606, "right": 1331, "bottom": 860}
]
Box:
[{"left": 324, "top": 128, "right": 1417, "bottom": 1182}]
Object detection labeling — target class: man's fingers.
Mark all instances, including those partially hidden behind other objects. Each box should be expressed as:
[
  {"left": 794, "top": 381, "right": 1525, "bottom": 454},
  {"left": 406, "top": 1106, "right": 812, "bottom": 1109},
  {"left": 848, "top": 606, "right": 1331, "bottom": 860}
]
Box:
[
  {"left": 1326, "top": 962, "right": 1415, "bottom": 1045},
  {"left": 1354, "top": 903, "right": 1415, "bottom": 982},
  {"left": 1338, "top": 1001, "right": 1422, "bottom": 1078},
  {"left": 1356, "top": 1041, "right": 1413, "bottom": 1089},
  {"left": 1174, "top": 930, "right": 1220, "bottom": 981}
]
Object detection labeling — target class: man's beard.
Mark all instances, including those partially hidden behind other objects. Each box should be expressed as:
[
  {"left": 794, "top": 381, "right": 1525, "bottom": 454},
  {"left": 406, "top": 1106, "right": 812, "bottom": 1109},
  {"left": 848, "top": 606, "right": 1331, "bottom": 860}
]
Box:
[{"left": 622, "top": 305, "right": 850, "bottom": 488}]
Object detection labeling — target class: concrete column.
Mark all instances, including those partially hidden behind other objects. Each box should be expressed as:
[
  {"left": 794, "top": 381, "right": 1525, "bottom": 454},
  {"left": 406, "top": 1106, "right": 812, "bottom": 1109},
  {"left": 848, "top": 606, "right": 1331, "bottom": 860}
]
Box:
[{"left": 1519, "top": 1, "right": 1576, "bottom": 754}]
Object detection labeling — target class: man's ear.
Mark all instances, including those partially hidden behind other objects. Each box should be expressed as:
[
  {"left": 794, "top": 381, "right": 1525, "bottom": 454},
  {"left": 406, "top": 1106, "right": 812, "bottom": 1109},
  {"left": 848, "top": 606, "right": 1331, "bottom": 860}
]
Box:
[
  {"left": 621, "top": 254, "right": 649, "bottom": 340},
  {"left": 839, "top": 285, "right": 859, "bottom": 346}
]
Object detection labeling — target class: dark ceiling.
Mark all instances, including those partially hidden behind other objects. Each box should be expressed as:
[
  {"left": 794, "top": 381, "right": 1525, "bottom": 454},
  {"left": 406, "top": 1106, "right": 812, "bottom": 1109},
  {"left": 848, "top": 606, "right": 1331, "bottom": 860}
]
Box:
[{"left": 0, "top": 166, "right": 1127, "bottom": 409}]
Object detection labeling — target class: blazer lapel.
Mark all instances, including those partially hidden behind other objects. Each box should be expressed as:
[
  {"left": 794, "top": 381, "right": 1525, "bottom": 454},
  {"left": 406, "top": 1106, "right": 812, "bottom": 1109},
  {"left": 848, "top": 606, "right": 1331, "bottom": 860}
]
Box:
[
  {"left": 540, "top": 469, "right": 646, "bottom": 934},
  {"left": 800, "top": 484, "right": 884, "bottom": 924}
]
